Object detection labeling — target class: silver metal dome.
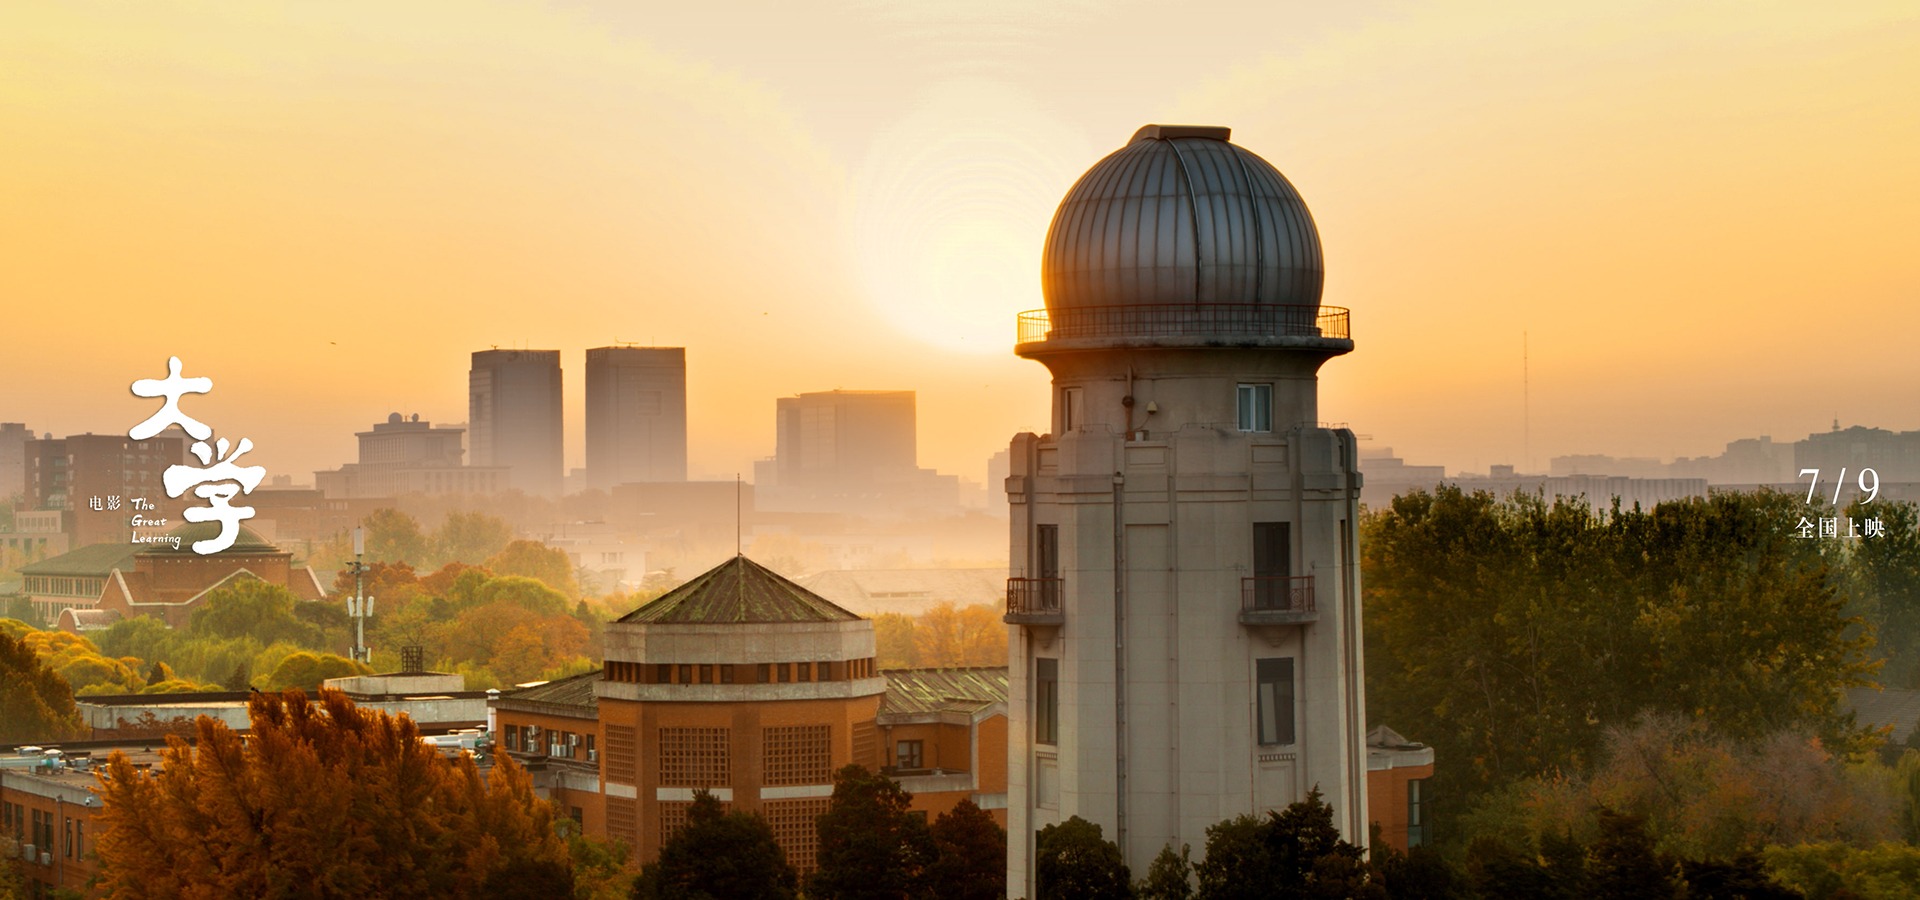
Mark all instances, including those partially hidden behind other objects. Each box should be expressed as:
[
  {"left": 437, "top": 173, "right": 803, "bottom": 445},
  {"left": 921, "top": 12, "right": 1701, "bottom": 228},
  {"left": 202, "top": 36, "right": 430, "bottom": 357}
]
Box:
[{"left": 1041, "top": 125, "right": 1324, "bottom": 311}]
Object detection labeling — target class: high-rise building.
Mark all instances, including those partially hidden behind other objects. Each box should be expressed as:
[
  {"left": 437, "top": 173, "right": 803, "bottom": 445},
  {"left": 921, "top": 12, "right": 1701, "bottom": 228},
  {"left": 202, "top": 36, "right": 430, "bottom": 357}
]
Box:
[
  {"left": 585, "top": 346, "right": 687, "bottom": 488},
  {"left": 1003, "top": 125, "right": 1370, "bottom": 894},
  {"left": 1, "top": 422, "right": 30, "bottom": 499},
  {"left": 774, "top": 390, "right": 917, "bottom": 491},
  {"left": 469, "top": 349, "right": 564, "bottom": 496},
  {"left": 761, "top": 389, "right": 958, "bottom": 516}
]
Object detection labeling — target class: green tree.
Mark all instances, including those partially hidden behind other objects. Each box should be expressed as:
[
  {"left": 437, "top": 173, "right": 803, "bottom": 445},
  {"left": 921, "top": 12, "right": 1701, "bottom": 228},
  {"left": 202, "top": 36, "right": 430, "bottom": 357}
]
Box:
[
  {"left": 928, "top": 798, "right": 1008, "bottom": 900},
  {"left": 363, "top": 507, "right": 430, "bottom": 566},
  {"left": 93, "top": 688, "right": 572, "bottom": 897},
  {"left": 486, "top": 540, "right": 581, "bottom": 598},
  {"left": 1194, "top": 789, "right": 1381, "bottom": 900},
  {"left": 1036, "top": 816, "right": 1131, "bottom": 900},
  {"left": 188, "top": 577, "right": 324, "bottom": 648},
  {"left": 1587, "top": 809, "right": 1680, "bottom": 899},
  {"left": 0, "top": 630, "right": 85, "bottom": 742},
  {"left": 435, "top": 510, "right": 515, "bottom": 567},
  {"left": 1137, "top": 844, "right": 1193, "bottom": 900},
  {"left": 262, "top": 651, "right": 370, "bottom": 691},
  {"left": 1844, "top": 500, "right": 1920, "bottom": 686},
  {"left": 635, "top": 789, "right": 797, "bottom": 900},
  {"left": 810, "top": 764, "right": 935, "bottom": 899},
  {"left": 1365, "top": 488, "right": 1876, "bottom": 823}
]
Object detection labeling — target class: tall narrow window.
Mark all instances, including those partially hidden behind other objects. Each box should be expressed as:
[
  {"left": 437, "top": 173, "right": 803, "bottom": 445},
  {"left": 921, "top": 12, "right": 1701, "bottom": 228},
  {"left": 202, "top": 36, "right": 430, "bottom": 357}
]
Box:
[
  {"left": 1253, "top": 522, "right": 1291, "bottom": 610},
  {"left": 1036, "top": 524, "right": 1060, "bottom": 610},
  {"left": 1036, "top": 657, "right": 1059, "bottom": 745},
  {"left": 1256, "top": 658, "right": 1295, "bottom": 745},
  {"left": 1062, "top": 388, "right": 1085, "bottom": 433},
  {"left": 1237, "top": 383, "right": 1273, "bottom": 432},
  {"left": 1408, "top": 779, "right": 1428, "bottom": 847}
]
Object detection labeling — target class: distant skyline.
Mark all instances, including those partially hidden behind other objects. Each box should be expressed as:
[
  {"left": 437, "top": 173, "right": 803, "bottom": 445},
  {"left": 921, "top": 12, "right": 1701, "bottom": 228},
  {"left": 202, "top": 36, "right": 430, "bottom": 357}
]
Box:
[{"left": 4, "top": 2, "right": 1915, "bottom": 485}]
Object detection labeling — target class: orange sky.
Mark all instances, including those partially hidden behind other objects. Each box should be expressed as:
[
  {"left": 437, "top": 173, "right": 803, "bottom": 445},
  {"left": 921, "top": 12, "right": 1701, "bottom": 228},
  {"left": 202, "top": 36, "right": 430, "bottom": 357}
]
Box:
[{"left": 3, "top": 2, "right": 1915, "bottom": 485}]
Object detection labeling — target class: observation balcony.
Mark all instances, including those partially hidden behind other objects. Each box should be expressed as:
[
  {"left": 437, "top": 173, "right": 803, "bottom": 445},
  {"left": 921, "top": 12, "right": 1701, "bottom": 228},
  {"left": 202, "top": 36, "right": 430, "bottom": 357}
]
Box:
[
  {"left": 1015, "top": 304, "right": 1351, "bottom": 355},
  {"left": 1239, "top": 575, "right": 1317, "bottom": 625},
  {"left": 1005, "top": 577, "right": 1064, "bottom": 626}
]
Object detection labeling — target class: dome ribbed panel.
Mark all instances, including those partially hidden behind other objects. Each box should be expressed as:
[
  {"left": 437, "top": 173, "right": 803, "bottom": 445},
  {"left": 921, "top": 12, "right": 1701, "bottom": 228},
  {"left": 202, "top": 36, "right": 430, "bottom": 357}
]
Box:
[{"left": 1041, "top": 133, "right": 1323, "bottom": 313}]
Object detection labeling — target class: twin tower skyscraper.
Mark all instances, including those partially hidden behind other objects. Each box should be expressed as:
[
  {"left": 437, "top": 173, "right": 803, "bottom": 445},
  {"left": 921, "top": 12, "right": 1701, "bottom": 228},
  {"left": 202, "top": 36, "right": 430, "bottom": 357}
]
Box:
[{"left": 468, "top": 347, "right": 687, "bottom": 496}]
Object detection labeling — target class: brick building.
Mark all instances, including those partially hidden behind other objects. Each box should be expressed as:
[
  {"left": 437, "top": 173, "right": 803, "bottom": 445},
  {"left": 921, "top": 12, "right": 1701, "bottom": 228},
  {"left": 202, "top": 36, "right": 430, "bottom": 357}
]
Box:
[
  {"left": 492, "top": 555, "right": 1009, "bottom": 874},
  {"left": 21, "top": 523, "right": 325, "bottom": 629}
]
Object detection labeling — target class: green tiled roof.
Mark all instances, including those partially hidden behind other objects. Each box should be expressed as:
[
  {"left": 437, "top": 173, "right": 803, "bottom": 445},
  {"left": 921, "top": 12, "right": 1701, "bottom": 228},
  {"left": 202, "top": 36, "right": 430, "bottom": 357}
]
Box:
[
  {"left": 879, "top": 667, "right": 1009, "bottom": 717},
  {"left": 619, "top": 555, "right": 862, "bottom": 625},
  {"left": 503, "top": 669, "right": 601, "bottom": 711},
  {"left": 19, "top": 541, "right": 142, "bottom": 577}
]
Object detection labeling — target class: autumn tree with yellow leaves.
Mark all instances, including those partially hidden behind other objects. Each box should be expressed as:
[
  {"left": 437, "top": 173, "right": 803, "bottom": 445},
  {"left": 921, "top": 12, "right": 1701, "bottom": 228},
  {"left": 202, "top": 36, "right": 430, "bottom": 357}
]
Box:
[{"left": 92, "top": 688, "right": 572, "bottom": 898}]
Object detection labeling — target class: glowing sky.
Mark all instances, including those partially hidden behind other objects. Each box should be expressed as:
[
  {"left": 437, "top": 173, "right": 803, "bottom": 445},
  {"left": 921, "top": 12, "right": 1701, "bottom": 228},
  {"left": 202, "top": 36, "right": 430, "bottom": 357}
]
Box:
[{"left": 3, "top": 2, "right": 1915, "bottom": 484}]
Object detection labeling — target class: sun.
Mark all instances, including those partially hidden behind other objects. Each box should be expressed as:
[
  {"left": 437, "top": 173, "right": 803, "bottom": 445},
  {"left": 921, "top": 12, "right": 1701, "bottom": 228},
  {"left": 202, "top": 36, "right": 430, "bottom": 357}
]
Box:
[{"left": 848, "top": 84, "right": 1091, "bottom": 355}]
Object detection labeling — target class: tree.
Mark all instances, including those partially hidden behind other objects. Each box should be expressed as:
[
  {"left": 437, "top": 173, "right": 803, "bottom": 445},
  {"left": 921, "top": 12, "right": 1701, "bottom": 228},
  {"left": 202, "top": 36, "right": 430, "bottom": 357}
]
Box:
[
  {"left": 1586, "top": 810, "right": 1680, "bottom": 899},
  {"left": 262, "top": 651, "right": 370, "bottom": 691},
  {"left": 363, "top": 507, "right": 430, "bottom": 566},
  {"left": 1138, "top": 844, "right": 1193, "bottom": 900},
  {"left": 810, "top": 764, "right": 935, "bottom": 899},
  {"left": 874, "top": 613, "right": 920, "bottom": 669},
  {"left": 1364, "top": 488, "right": 1877, "bottom": 823},
  {"left": 914, "top": 603, "right": 1008, "bottom": 667},
  {"left": 0, "top": 630, "right": 84, "bottom": 742},
  {"left": 434, "top": 510, "right": 515, "bottom": 567},
  {"left": 1466, "top": 714, "right": 1897, "bottom": 861},
  {"left": 93, "top": 688, "right": 572, "bottom": 897},
  {"left": 188, "top": 577, "right": 324, "bottom": 648},
  {"left": 635, "top": 789, "right": 796, "bottom": 900},
  {"left": 1843, "top": 500, "right": 1920, "bottom": 686},
  {"left": 1036, "top": 816, "right": 1131, "bottom": 900},
  {"left": 1193, "top": 789, "right": 1381, "bottom": 900},
  {"left": 486, "top": 540, "right": 581, "bottom": 597},
  {"left": 928, "top": 799, "right": 1008, "bottom": 900}
]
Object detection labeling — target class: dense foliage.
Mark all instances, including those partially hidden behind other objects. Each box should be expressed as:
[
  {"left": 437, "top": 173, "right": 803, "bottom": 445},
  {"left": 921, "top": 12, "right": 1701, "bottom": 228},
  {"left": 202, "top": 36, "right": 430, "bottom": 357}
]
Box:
[
  {"left": 93, "top": 688, "right": 572, "bottom": 898},
  {"left": 0, "top": 628, "right": 84, "bottom": 742},
  {"left": 810, "top": 764, "right": 937, "bottom": 899},
  {"left": 634, "top": 790, "right": 797, "bottom": 900},
  {"left": 1365, "top": 488, "right": 1879, "bottom": 820}
]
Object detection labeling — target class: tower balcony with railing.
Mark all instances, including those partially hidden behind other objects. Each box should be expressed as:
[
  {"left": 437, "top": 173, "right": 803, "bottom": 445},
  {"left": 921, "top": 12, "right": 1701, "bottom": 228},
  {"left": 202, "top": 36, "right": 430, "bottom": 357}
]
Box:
[
  {"left": 1004, "top": 576, "right": 1064, "bottom": 626},
  {"left": 1239, "top": 574, "right": 1317, "bottom": 625}
]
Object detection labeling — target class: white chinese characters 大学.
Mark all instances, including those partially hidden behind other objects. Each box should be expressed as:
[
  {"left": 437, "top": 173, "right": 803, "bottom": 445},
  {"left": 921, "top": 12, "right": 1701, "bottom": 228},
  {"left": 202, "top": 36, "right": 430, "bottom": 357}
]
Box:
[{"left": 129, "top": 357, "right": 268, "bottom": 555}]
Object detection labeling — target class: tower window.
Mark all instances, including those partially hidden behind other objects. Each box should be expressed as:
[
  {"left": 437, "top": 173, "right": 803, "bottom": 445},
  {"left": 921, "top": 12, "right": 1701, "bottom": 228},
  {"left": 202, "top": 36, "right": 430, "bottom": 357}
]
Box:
[
  {"left": 1408, "top": 779, "right": 1428, "bottom": 847},
  {"left": 1062, "top": 388, "right": 1085, "bottom": 432},
  {"left": 1256, "top": 657, "right": 1295, "bottom": 745},
  {"left": 1036, "top": 657, "right": 1059, "bottom": 745},
  {"left": 1237, "top": 384, "right": 1273, "bottom": 432}
]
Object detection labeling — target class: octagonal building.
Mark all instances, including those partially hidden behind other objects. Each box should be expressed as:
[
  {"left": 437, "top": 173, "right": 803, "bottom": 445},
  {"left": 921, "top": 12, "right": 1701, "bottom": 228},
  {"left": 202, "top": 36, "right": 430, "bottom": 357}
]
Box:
[{"left": 1005, "top": 125, "right": 1366, "bottom": 892}]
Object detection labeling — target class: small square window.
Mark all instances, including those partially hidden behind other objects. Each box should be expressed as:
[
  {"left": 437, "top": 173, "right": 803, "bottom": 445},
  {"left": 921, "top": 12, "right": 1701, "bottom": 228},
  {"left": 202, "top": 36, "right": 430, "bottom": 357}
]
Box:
[
  {"left": 897, "top": 740, "right": 924, "bottom": 769},
  {"left": 1237, "top": 384, "right": 1273, "bottom": 432}
]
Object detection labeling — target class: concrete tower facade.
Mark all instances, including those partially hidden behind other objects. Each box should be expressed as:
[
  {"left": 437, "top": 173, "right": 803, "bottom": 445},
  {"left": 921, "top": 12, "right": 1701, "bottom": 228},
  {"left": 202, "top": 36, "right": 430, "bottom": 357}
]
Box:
[
  {"left": 469, "top": 349, "right": 564, "bottom": 496},
  {"left": 586, "top": 346, "right": 688, "bottom": 488},
  {"left": 1004, "top": 125, "right": 1366, "bottom": 894}
]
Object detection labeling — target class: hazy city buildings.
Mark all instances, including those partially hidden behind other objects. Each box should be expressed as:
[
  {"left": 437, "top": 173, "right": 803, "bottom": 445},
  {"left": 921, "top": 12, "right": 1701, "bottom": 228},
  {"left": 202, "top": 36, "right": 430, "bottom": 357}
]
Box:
[
  {"left": 469, "top": 349, "right": 564, "bottom": 496},
  {"left": 0, "top": 422, "right": 29, "bottom": 499},
  {"left": 585, "top": 346, "right": 688, "bottom": 488},
  {"left": 22, "top": 432, "right": 187, "bottom": 547},
  {"left": 313, "top": 412, "right": 507, "bottom": 498},
  {"left": 758, "top": 390, "right": 960, "bottom": 516},
  {"left": 1003, "top": 125, "right": 1372, "bottom": 893}
]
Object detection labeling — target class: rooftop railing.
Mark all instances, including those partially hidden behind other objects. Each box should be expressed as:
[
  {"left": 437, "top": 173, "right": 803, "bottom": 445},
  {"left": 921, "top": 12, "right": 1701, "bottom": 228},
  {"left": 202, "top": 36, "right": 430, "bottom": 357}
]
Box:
[{"left": 1017, "top": 304, "right": 1349, "bottom": 345}]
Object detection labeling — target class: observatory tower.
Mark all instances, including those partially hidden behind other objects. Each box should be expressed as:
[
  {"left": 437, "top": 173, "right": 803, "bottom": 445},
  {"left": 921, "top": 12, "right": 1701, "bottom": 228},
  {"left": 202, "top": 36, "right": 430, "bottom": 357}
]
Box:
[{"left": 1004, "top": 125, "right": 1366, "bottom": 891}]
